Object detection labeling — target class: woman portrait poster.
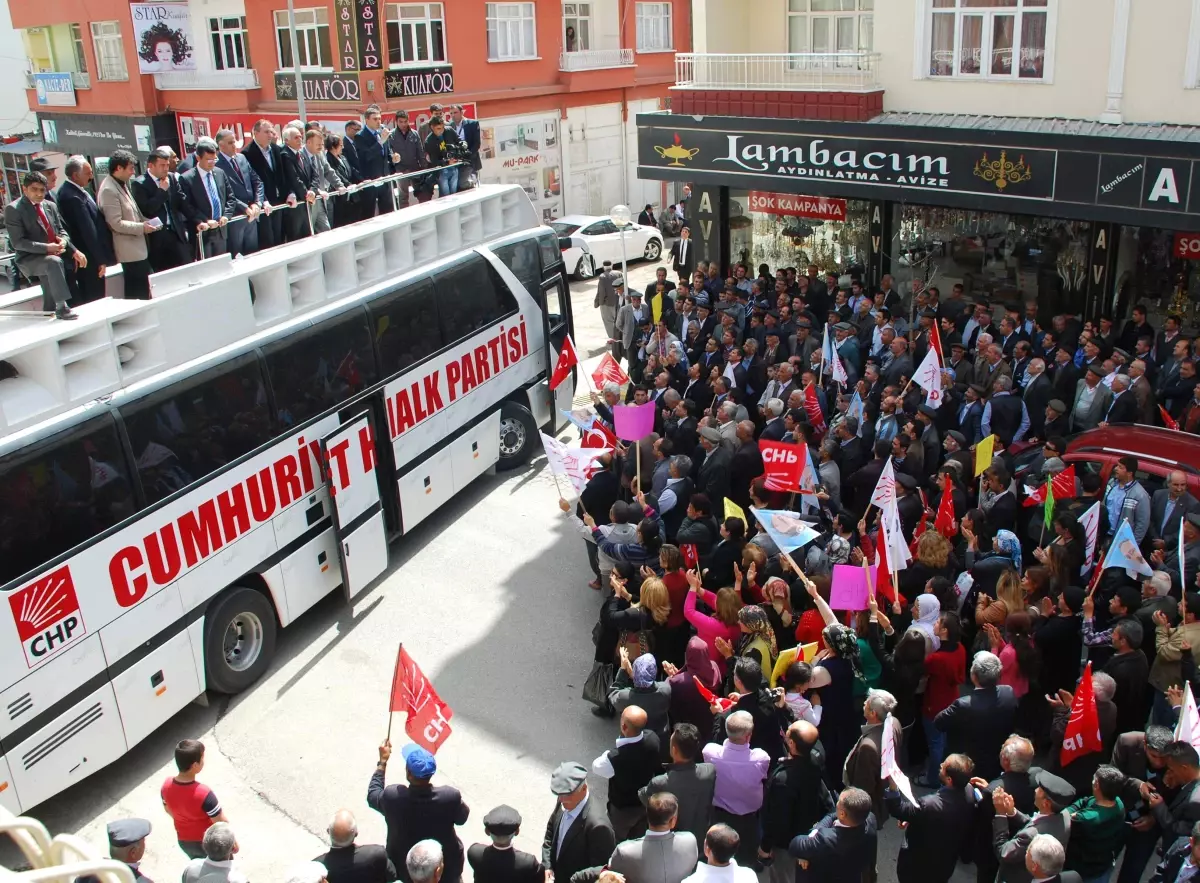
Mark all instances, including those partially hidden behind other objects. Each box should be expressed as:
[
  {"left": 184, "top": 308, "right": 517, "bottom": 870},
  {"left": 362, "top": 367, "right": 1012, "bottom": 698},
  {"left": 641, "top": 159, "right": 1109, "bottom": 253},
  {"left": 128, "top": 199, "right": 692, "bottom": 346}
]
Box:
[{"left": 132, "top": 4, "right": 196, "bottom": 73}]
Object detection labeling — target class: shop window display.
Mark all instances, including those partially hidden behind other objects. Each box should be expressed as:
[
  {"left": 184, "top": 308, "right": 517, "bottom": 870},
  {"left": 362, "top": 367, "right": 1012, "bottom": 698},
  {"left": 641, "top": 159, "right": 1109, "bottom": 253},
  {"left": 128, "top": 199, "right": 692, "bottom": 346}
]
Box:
[{"left": 729, "top": 191, "right": 871, "bottom": 277}]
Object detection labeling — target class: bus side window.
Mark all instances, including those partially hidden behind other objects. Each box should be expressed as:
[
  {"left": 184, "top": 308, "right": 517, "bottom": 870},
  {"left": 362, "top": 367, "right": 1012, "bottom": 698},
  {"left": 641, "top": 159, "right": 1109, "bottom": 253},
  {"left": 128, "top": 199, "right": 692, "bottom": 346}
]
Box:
[
  {"left": 493, "top": 239, "right": 542, "bottom": 301},
  {"left": 536, "top": 228, "right": 564, "bottom": 274},
  {"left": 121, "top": 356, "right": 275, "bottom": 506},
  {"left": 264, "top": 309, "right": 380, "bottom": 426},
  {"left": 0, "top": 415, "right": 136, "bottom": 587},
  {"left": 435, "top": 254, "right": 518, "bottom": 344},
  {"left": 370, "top": 278, "right": 445, "bottom": 376}
]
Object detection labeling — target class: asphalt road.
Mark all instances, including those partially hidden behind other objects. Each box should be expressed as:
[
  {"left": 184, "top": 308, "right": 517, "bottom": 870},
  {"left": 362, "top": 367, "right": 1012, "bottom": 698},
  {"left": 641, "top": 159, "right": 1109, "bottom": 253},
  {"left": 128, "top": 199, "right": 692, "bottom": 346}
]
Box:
[{"left": 11, "top": 250, "right": 975, "bottom": 883}]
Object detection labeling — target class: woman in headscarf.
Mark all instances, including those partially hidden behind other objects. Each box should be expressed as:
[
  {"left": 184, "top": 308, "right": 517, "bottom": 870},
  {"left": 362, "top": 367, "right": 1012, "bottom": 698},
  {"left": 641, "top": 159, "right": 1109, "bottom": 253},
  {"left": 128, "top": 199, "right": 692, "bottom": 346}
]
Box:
[
  {"left": 662, "top": 636, "right": 721, "bottom": 734},
  {"left": 717, "top": 605, "right": 777, "bottom": 686},
  {"left": 760, "top": 576, "right": 798, "bottom": 652},
  {"left": 608, "top": 648, "right": 672, "bottom": 748},
  {"left": 909, "top": 593, "right": 943, "bottom": 655},
  {"left": 966, "top": 524, "right": 1022, "bottom": 603}
]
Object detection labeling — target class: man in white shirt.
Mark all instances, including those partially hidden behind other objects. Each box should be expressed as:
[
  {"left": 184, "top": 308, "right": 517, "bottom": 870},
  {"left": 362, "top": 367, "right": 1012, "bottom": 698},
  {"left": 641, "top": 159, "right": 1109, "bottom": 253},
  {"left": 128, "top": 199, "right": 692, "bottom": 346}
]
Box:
[{"left": 680, "top": 825, "right": 757, "bottom": 883}]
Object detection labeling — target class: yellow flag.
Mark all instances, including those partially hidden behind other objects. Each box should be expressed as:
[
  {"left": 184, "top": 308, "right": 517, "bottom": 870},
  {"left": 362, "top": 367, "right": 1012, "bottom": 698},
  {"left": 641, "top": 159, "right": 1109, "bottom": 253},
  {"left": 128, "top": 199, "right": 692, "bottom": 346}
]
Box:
[
  {"left": 974, "top": 434, "right": 996, "bottom": 477},
  {"left": 800, "top": 642, "right": 819, "bottom": 663},
  {"left": 724, "top": 498, "right": 747, "bottom": 530},
  {"left": 651, "top": 295, "right": 663, "bottom": 324}
]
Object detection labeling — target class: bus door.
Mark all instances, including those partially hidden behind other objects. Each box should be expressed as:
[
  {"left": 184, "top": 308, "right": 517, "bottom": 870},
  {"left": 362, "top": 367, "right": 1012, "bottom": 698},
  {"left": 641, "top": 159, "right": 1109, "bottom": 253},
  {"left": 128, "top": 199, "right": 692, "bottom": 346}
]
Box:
[
  {"left": 322, "top": 410, "right": 389, "bottom": 601},
  {"left": 543, "top": 272, "right": 576, "bottom": 430}
]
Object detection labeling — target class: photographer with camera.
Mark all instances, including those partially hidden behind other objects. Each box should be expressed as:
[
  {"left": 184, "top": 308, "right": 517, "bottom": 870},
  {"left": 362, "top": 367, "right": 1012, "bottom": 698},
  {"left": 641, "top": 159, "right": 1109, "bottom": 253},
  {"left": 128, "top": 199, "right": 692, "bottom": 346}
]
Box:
[
  {"left": 424, "top": 115, "right": 465, "bottom": 198},
  {"left": 449, "top": 105, "right": 481, "bottom": 191}
]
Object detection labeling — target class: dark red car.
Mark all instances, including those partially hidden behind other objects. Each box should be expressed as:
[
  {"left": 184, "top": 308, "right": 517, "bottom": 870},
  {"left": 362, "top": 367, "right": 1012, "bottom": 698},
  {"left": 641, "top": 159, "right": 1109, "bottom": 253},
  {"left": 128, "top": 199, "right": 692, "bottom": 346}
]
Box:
[{"left": 1012, "top": 425, "right": 1200, "bottom": 498}]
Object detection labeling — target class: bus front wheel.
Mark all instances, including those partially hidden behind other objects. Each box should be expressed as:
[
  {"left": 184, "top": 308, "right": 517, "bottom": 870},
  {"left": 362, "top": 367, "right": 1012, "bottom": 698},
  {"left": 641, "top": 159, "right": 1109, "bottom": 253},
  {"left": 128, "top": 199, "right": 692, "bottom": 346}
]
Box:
[
  {"left": 203, "top": 586, "right": 278, "bottom": 694},
  {"left": 497, "top": 402, "right": 537, "bottom": 470}
]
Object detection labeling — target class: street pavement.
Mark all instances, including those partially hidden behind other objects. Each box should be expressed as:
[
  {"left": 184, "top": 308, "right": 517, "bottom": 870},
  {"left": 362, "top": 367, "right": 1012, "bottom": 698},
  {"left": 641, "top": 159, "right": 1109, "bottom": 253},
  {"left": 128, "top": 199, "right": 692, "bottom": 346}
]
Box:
[{"left": 9, "top": 249, "right": 975, "bottom": 883}]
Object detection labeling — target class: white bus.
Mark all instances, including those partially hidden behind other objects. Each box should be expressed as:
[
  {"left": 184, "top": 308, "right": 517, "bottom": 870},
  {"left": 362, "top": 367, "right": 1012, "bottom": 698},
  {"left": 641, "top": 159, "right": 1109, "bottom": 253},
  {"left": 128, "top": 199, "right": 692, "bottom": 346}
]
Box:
[{"left": 0, "top": 185, "right": 576, "bottom": 813}]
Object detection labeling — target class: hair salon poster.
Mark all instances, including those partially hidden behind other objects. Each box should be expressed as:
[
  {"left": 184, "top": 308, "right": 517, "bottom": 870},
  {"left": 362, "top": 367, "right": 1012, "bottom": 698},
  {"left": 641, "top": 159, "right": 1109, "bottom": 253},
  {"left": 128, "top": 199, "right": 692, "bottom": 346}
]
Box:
[{"left": 131, "top": 3, "right": 196, "bottom": 73}]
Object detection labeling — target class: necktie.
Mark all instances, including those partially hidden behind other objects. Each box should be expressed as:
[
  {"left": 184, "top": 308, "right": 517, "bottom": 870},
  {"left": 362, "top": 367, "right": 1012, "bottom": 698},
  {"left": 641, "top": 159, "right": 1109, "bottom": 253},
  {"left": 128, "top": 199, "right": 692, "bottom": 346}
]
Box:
[
  {"left": 35, "top": 203, "right": 55, "bottom": 240},
  {"left": 679, "top": 240, "right": 687, "bottom": 264},
  {"left": 228, "top": 157, "right": 244, "bottom": 185},
  {"left": 263, "top": 142, "right": 274, "bottom": 170},
  {"left": 1164, "top": 500, "right": 1176, "bottom": 534},
  {"left": 204, "top": 171, "right": 221, "bottom": 220}
]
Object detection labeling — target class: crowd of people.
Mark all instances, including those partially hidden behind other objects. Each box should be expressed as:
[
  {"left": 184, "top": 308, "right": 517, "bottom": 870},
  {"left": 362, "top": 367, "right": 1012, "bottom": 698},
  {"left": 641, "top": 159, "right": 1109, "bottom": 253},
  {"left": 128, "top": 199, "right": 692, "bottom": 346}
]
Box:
[
  {"left": 2, "top": 102, "right": 480, "bottom": 319},
  {"left": 49, "top": 233, "right": 1200, "bottom": 883}
]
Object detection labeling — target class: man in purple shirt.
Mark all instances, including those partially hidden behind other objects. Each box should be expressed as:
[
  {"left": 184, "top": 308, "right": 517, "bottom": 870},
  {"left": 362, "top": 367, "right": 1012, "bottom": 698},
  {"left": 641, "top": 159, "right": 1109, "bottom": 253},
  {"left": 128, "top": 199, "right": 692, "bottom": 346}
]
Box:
[{"left": 702, "top": 710, "right": 770, "bottom": 867}]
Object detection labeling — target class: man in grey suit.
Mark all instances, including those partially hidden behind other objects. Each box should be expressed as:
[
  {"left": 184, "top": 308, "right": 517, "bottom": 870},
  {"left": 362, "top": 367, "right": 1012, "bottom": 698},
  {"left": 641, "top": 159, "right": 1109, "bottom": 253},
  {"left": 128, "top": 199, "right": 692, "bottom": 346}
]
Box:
[
  {"left": 305, "top": 128, "right": 347, "bottom": 234},
  {"left": 614, "top": 286, "right": 647, "bottom": 364},
  {"left": 215, "top": 129, "right": 264, "bottom": 257},
  {"left": 608, "top": 793, "right": 697, "bottom": 883},
  {"left": 639, "top": 724, "right": 716, "bottom": 847},
  {"left": 1071, "top": 365, "right": 1115, "bottom": 433},
  {"left": 992, "top": 770, "right": 1075, "bottom": 883},
  {"left": 1149, "top": 471, "right": 1200, "bottom": 548},
  {"left": 595, "top": 260, "right": 622, "bottom": 344},
  {"left": 4, "top": 171, "right": 87, "bottom": 318}
]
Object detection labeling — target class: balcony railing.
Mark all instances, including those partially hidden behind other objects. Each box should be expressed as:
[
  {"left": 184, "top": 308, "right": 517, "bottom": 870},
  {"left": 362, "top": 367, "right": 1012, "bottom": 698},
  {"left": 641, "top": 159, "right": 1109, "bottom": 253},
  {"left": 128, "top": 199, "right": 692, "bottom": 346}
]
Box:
[
  {"left": 674, "top": 52, "right": 882, "bottom": 92},
  {"left": 559, "top": 48, "right": 635, "bottom": 71},
  {"left": 24, "top": 71, "right": 90, "bottom": 89},
  {"left": 154, "top": 68, "right": 260, "bottom": 90}
]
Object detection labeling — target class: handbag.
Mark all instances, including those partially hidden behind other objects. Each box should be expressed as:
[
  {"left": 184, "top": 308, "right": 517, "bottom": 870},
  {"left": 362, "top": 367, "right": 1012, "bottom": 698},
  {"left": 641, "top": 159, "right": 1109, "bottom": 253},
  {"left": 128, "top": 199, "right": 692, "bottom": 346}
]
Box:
[
  {"left": 616, "top": 628, "right": 651, "bottom": 665},
  {"left": 582, "top": 660, "right": 614, "bottom": 708}
]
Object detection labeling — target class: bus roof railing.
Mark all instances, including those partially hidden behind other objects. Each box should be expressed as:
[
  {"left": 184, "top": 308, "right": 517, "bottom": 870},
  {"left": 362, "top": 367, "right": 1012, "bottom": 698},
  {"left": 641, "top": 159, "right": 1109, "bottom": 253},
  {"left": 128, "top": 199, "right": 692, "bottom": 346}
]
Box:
[
  {"left": 0, "top": 183, "right": 540, "bottom": 436},
  {"left": 0, "top": 806, "right": 135, "bottom": 883}
]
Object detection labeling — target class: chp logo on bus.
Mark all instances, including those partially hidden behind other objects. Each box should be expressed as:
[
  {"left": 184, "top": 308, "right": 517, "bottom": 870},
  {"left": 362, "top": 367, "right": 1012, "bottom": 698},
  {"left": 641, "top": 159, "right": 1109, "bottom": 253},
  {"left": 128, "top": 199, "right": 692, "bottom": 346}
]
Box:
[{"left": 7, "top": 565, "right": 87, "bottom": 668}]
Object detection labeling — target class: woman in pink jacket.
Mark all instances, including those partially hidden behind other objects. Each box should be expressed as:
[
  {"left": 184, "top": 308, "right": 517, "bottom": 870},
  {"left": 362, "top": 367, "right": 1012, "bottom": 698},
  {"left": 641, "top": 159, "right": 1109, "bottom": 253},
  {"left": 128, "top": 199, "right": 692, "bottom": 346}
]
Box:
[{"left": 683, "top": 569, "right": 742, "bottom": 670}]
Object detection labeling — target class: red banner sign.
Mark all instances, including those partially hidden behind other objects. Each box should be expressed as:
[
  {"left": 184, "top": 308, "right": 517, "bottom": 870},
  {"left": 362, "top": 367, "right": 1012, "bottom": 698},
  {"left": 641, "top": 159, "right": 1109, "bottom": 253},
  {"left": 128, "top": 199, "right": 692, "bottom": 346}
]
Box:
[
  {"left": 1175, "top": 232, "right": 1200, "bottom": 260},
  {"left": 749, "top": 191, "right": 847, "bottom": 221}
]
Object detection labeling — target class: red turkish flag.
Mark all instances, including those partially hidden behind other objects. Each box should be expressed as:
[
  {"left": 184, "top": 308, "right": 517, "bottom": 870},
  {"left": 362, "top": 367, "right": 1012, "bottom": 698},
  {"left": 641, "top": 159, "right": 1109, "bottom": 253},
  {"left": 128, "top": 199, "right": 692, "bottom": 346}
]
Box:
[
  {"left": 934, "top": 473, "right": 957, "bottom": 538},
  {"left": 591, "top": 353, "right": 630, "bottom": 388},
  {"left": 1161, "top": 405, "right": 1180, "bottom": 432},
  {"left": 389, "top": 645, "right": 454, "bottom": 753},
  {"left": 549, "top": 335, "right": 579, "bottom": 391},
  {"left": 1060, "top": 662, "right": 1103, "bottom": 767},
  {"left": 874, "top": 522, "right": 897, "bottom": 603},
  {"left": 679, "top": 544, "right": 699, "bottom": 569},
  {"left": 1023, "top": 465, "right": 1078, "bottom": 507},
  {"left": 581, "top": 417, "right": 618, "bottom": 450}
]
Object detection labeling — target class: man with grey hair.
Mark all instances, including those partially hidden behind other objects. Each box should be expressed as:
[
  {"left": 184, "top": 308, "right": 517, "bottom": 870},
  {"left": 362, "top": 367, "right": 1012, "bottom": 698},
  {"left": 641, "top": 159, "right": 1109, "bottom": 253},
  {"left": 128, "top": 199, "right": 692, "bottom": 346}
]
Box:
[
  {"left": 178, "top": 136, "right": 241, "bottom": 258},
  {"left": 845, "top": 689, "right": 902, "bottom": 828},
  {"left": 317, "top": 809, "right": 396, "bottom": 883},
  {"left": 982, "top": 373, "right": 1030, "bottom": 445},
  {"left": 818, "top": 438, "right": 841, "bottom": 508},
  {"left": 1149, "top": 470, "right": 1200, "bottom": 548},
  {"left": 1099, "top": 372, "right": 1138, "bottom": 427},
  {"left": 56, "top": 153, "right": 112, "bottom": 304},
  {"left": 702, "top": 710, "right": 770, "bottom": 866},
  {"left": 406, "top": 841, "right": 443, "bottom": 883},
  {"left": 971, "top": 734, "right": 1040, "bottom": 883},
  {"left": 1024, "top": 834, "right": 1069, "bottom": 882},
  {"left": 286, "top": 863, "right": 329, "bottom": 883},
  {"left": 658, "top": 454, "right": 693, "bottom": 535},
  {"left": 935, "top": 651, "right": 1017, "bottom": 780},
  {"left": 716, "top": 401, "right": 739, "bottom": 450},
  {"left": 760, "top": 397, "right": 788, "bottom": 441},
  {"left": 182, "top": 822, "right": 247, "bottom": 883},
  {"left": 214, "top": 128, "right": 263, "bottom": 257}
]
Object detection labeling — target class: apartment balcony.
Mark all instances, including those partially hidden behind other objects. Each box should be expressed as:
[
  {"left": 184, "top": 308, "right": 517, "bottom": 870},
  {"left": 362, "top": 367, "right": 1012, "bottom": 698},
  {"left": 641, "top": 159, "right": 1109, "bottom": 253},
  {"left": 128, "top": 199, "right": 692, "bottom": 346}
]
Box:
[
  {"left": 154, "top": 68, "right": 260, "bottom": 90},
  {"left": 671, "top": 52, "right": 885, "bottom": 122},
  {"left": 559, "top": 48, "right": 635, "bottom": 71},
  {"left": 558, "top": 48, "right": 636, "bottom": 91}
]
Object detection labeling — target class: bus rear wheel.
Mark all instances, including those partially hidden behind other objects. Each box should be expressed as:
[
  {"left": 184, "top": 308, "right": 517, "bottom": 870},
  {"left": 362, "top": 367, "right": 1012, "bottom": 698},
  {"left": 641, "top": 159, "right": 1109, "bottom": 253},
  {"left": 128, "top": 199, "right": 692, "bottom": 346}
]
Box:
[
  {"left": 203, "top": 586, "right": 277, "bottom": 694},
  {"left": 497, "top": 401, "right": 537, "bottom": 471}
]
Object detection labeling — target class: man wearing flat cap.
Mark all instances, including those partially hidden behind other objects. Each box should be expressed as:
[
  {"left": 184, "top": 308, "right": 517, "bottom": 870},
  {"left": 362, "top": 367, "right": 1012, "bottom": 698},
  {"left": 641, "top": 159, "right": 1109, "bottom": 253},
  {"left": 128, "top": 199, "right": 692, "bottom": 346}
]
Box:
[
  {"left": 468, "top": 805, "right": 544, "bottom": 883},
  {"left": 1071, "top": 363, "right": 1113, "bottom": 433},
  {"left": 614, "top": 283, "right": 645, "bottom": 365},
  {"left": 541, "top": 762, "right": 615, "bottom": 883},
  {"left": 1044, "top": 399, "right": 1070, "bottom": 439},
  {"left": 78, "top": 819, "right": 154, "bottom": 883},
  {"left": 992, "top": 770, "right": 1076, "bottom": 883}
]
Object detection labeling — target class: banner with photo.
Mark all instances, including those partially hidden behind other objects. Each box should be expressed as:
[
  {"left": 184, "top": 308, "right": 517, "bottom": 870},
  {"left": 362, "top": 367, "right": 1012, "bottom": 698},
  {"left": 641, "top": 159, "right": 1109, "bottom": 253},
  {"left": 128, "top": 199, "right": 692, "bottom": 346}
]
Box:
[
  {"left": 476, "top": 112, "right": 563, "bottom": 224},
  {"left": 131, "top": 3, "right": 197, "bottom": 73}
]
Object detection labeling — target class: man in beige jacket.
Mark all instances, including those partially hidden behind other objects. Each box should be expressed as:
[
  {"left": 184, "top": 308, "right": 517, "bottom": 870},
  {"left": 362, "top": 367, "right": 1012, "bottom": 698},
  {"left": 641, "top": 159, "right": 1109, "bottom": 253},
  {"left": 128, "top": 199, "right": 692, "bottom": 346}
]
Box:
[{"left": 98, "top": 148, "right": 157, "bottom": 300}]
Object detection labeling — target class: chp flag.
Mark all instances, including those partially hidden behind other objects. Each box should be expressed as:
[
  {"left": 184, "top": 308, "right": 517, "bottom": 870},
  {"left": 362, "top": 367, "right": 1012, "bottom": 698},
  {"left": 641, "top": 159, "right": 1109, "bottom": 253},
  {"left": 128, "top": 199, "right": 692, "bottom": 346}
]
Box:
[
  {"left": 1078, "top": 501, "right": 1101, "bottom": 576},
  {"left": 1176, "top": 682, "right": 1200, "bottom": 750},
  {"left": 540, "top": 432, "right": 609, "bottom": 494},
  {"left": 870, "top": 458, "right": 911, "bottom": 600},
  {"left": 549, "top": 334, "right": 579, "bottom": 391},
  {"left": 389, "top": 644, "right": 454, "bottom": 753},
  {"left": 591, "top": 353, "right": 630, "bottom": 389},
  {"left": 1060, "top": 661, "right": 1103, "bottom": 766},
  {"left": 8, "top": 564, "right": 86, "bottom": 668},
  {"left": 759, "top": 439, "right": 805, "bottom": 492},
  {"left": 912, "top": 345, "right": 944, "bottom": 409}
]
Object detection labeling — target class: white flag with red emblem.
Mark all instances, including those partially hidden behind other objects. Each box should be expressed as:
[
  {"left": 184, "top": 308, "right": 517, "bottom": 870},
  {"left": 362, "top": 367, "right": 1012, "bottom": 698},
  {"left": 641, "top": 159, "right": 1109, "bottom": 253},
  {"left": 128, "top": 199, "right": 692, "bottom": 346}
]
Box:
[
  {"left": 549, "top": 335, "right": 579, "bottom": 391},
  {"left": 913, "top": 346, "right": 944, "bottom": 409},
  {"left": 541, "top": 432, "right": 610, "bottom": 494}
]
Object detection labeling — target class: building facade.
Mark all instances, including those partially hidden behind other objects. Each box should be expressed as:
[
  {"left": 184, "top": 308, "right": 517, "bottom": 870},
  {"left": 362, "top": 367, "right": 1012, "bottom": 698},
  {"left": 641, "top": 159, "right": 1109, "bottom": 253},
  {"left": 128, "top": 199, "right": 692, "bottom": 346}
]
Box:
[
  {"left": 12, "top": 0, "right": 690, "bottom": 219},
  {"left": 641, "top": 0, "right": 1200, "bottom": 322}
]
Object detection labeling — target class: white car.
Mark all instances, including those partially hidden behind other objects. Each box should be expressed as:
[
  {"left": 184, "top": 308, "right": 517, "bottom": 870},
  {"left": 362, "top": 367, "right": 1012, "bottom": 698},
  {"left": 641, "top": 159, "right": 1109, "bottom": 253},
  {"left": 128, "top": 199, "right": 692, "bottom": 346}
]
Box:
[{"left": 551, "top": 215, "right": 664, "bottom": 280}]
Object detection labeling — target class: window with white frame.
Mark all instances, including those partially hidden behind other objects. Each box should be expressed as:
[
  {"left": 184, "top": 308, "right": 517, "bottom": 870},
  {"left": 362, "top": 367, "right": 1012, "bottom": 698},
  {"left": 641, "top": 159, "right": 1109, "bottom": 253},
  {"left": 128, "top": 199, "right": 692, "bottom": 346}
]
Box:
[
  {"left": 563, "top": 3, "right": 591, "bottom": 51},
  {"left": 210, "top": 17, "right": 249, "bottom": 70},
  {"left": 486, "top": 3, "right": 537, "bottom": 61},
  {"left": 69, "top": 25, "right": 88, "bottom": 73},
  {"left": 928, "top": 0, "right": 1050, "bottom": 80},
  {"left": 274, "top": 7, "right": 332, "bottom": 70},
  {"left": 90, "top": 21, "right": 128, "bottom": 80},
  {"left": 636, "top": 3, "right": 673, "bottom": 52},
  {"left": 786, "top": 0, "right": 873, "bottom": 54},
  {"left": 385, "top": 4, "right": 446, "bottom": 66}
]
